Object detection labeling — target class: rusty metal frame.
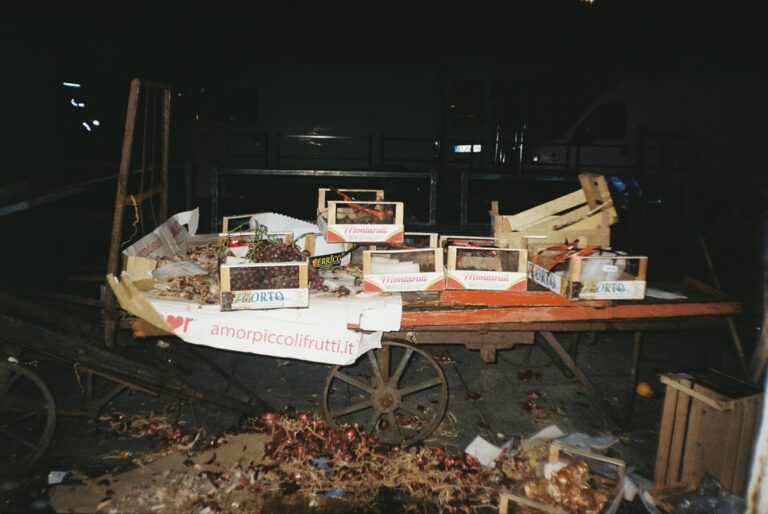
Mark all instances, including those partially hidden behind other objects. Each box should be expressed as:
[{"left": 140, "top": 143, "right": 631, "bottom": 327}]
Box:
[{"left": 103, "top": 79, "right": 172, "bottom": 347}]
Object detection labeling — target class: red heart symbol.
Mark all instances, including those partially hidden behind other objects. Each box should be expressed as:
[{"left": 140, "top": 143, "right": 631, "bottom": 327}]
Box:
[{"left": 166, "top": 315, "right": 185, "bottom": 330}]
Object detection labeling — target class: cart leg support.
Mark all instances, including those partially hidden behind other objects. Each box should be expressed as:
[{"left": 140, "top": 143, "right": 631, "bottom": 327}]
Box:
[
  {"left": 539, "top": 331, "right": 619, "bottom": 426},
  {"left": 623, "top": 331, "right": 643, "bottom": 430}
]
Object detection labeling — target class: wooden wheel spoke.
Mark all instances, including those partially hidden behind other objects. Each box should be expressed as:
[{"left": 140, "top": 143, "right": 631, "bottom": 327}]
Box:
[
  {"left": 0, "top": 372, "right": 22, "bottom": 396},
  {"left": 398, "top": 377, "right": 444, "bottom": 397},
  {"left": 323, "top": 341, "right": 448, "bottom": 449},
  {"left": 390, "top": 348, "right": 413, "bottom": 386},
  {"left": 391, "top": 412, "right": 405, "bottom": 441},
  {"left": 1, "top": 426, "right": 36, "bottom": 450},
  {"left": 329, "top": 399, "right": 373, "bottom": 419},
  {"left": 333, "top": 371, "right": 375, "bottom": 395},
  {"left": 3, "top": 408, "right": 47, "bottom": 428},
  {"left": 0, "top": 392, "right": 44, "bottom": 413},
  {"left": 396, "top": 403, "right": 422, "bottom": 419},
  {"left": 367, "top": 352, "right": 385, "bottom": 386},
  {"left": 367, "top": 410, "right": 381, "bottom": 435}
]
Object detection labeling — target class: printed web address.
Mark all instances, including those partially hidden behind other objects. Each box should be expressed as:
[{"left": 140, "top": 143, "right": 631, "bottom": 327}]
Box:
[{"left": 210, "top": 324, "right": 355, "bottom": 355}]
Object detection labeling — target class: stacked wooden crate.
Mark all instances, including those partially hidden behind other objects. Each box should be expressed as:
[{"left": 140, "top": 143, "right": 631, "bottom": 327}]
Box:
[{"left": 490, "top": 173, "right": 618, "bottom": 251}]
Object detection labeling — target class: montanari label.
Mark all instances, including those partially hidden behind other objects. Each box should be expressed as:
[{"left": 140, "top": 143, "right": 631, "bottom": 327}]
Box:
[
  {"left": 327, "top": 224, "right": 404, "bottom": 243},
  {"left": 446, "top": 270, "right": 527, "bottom": 291},
  {"left": 364, "top": 272, "right": 444, "bottom": 292}
]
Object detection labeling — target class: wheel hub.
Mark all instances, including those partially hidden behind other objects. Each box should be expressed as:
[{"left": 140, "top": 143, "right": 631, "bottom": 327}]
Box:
[{"left": 373, "top": 386, "right": 399, "bottom": 411}]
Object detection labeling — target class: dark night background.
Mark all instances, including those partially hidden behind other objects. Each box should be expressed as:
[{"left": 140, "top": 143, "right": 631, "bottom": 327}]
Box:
[
  {"left": 1, "top": 0, "right": 766, "bottom": 312},
  {"left": 1, "top": 3, "right": 768, "bottom": 511}
]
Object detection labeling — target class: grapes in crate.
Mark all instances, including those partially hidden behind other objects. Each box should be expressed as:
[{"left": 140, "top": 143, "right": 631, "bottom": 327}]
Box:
[{"left": 229, "top": 265, "right": 300, "bottom": 290}]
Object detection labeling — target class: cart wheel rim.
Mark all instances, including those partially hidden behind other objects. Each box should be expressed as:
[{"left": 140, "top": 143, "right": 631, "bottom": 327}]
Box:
[
  {"left": 0, "top": 362, "right": 56, "bottom": 475},
  {"left": 322, "top": 340, "right": 448, "bottom": 447}
]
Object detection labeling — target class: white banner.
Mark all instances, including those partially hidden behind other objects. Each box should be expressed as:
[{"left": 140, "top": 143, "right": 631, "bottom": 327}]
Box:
[{"left": 142, "top": 291, "right": 401, "bottom": 366}]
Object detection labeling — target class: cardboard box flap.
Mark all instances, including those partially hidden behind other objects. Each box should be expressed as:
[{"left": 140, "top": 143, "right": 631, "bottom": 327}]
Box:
[
  {"left": 123, "top": 208, "right": 200, "bottom": 259},
  {"left": 107, "top": 273, "right": 173, "bottom": 333}
]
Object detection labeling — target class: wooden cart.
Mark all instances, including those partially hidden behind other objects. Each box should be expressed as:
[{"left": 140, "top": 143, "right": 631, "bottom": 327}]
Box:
[
  {"left": 127, "top": 276, "right": 741, "bottom": 447},
  {"left": 316, "top": 277, "right": 740, "bottom": 445}
]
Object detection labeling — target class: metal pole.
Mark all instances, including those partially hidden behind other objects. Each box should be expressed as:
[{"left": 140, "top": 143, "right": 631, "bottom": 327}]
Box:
[{"left": 103, "top": 78, "right": 141, "bottom": 347}]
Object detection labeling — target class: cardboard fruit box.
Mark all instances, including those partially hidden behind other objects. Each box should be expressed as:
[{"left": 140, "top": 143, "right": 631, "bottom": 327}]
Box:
[
  {"left": 363, "top": 248, "right": 444, "bottom": 292},
  {"left": 445, "top": 247, "right": 528, "bottom": 291},
  {"left": 528, "top": 249, "right": 648, "bottom": 300},
  {"left": 220, "top": 261, "right": 309, "bottom": 310},
  {"left": 321, "top": 200, "right": 404, "bottom": 244}
]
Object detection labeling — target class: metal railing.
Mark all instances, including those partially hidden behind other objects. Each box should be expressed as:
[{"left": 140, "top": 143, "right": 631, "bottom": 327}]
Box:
[{"left": 210, "top": 167, "right": 438, "bottom": 232}]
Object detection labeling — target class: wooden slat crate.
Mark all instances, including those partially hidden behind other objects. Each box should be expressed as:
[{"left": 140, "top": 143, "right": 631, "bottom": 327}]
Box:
[
  {"left": 654, "top": 370, "right": 763, "bottom": 494},
  {"left": 491, "top": 173, "right": 618, "bottom": 249},
  {"left": 500, "top": 441, "right": 625, "bottom": 513}
]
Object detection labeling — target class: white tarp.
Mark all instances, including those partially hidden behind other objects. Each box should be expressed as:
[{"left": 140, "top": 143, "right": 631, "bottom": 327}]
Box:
[{"left": 113, "top": 209, "right": 401, "bottom": 366}]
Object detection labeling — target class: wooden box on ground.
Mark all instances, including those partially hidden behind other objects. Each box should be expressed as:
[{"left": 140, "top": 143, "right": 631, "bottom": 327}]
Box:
[
  {"left": 363, "top": 248, "right": 444, "bottom": 292},
  {"left": 654, "top": 370, "right": 763, "bottom": 495},
  {"left": 445, "top": 247, "right": 528, "bottom": 291},
  {"left": 529, "top": 250, "right": 647, "bottom": 300},
  {"left": 321, "top": 201, "right": 404, "bottom": 244},
  {"left": 220, "top": 261, "right": 309, "bottom": 310},
  {"left": 491, "top": 173, "right": 618, "bottom": 249},
  {"left": 500, "top": 441, "right": 625, "bottom": 513}
]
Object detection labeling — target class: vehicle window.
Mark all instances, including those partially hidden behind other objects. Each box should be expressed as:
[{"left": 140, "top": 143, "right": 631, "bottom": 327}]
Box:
[
  {"left": 448, "top": 80, "right": 486, "bottom": 127},
  {"left": 579, "top": 102, "right": 627, "bottom": 141}
]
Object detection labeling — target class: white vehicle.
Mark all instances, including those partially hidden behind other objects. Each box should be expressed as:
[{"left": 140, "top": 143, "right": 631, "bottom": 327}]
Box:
[{"left": 524, "top": 78, "right": 766, "bottom": 175}]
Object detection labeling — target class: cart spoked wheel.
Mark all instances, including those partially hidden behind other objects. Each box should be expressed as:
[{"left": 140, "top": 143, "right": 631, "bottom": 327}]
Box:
[
  {"left": 323, "top": 340, "right": 448, "bottom": 447},
  {"left": 0, "top": 362, "right": 56, "bottom": 475}
]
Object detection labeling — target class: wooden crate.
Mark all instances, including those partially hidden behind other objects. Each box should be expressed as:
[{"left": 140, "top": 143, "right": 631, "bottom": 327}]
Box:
[
  {"left": 491, "top": 173, "right": 617, "bottom": 249},
  {"left": 322, "top": 200, "right": 404, "bottom": 244},
  {"left": 654, "top": 370, "right": 763, "bottom": 494},
  {"left": 220, "top": 261, "right": 309, "bottom": 310},
  {"left": 363, "top": 248, "right": 444, "bottom": 292},
  {"left": 500, "top": 441, "right": 625, "bottom": 513},
  {"left": 316, "top": 188, "right": 384, "bottom": 218},
  {"left": 529, "top": 251, "right": 647, "bottom": 300},
  {"left": 438, "top": 234, "right": 507, "bottom": 249},
  {"left": 403, "top": 232, "right": 439, "bottom": 248},
  {"left": 445, "top": 247, "right": 528, "bottom": 291}
]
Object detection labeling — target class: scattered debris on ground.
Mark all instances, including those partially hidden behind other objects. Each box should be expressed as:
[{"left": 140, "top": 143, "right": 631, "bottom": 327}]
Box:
[{"left": 49, "top": 411, "right": 621, "bottom": 513}]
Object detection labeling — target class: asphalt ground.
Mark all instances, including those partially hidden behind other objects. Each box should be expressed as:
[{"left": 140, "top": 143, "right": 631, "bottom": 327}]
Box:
[{"left": 0, "top": 326, "right": 741, "bottom": 513}]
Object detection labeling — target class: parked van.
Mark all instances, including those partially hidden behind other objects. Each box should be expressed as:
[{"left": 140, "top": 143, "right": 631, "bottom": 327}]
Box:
[{"left": 523, "top": 78, "right": 767, "bottom": 175}]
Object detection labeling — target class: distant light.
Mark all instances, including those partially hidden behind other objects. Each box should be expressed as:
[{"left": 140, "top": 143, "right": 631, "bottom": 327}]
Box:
[
  {"left": 532, "top": 155, "right": 539, "bottom": 162},
  {"left": 453, "top": 144, "right": 482, "bottom": 153},
  {"left": 82, "top": 122, "right": 92, "bottom": 132},
  {"left": 62, "top": 82, "right": 81, "bottom": 88},
  {"left": 70, "top": 98, "right": 85, "bottom": 108},
  {"left": 92, "top": 119, "right": 100, "bottom": 126}
]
